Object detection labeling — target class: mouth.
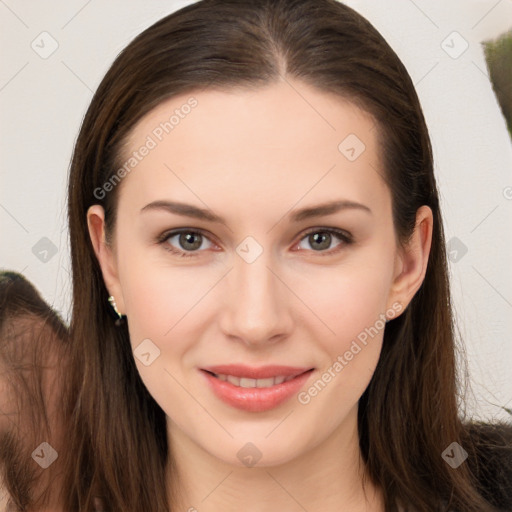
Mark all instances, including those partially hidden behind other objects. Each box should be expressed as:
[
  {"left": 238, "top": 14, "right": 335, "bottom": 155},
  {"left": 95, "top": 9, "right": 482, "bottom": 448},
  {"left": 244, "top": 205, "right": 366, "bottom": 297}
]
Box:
[{"left": 199, "top": 365, "right": 315, "bottom": 412}]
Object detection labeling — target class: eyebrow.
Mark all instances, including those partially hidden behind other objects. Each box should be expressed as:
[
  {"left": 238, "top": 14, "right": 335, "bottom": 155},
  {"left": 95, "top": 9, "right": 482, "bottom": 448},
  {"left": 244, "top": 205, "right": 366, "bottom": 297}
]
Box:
[{"left": 140, "top": 199, "right": 372, "bottom": 223}]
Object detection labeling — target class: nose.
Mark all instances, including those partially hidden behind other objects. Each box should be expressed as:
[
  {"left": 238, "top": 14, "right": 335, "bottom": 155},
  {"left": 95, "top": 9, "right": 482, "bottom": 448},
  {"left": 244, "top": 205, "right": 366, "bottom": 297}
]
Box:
[{"left": 218, "top": 247, "right": 293, "bottom": 347}]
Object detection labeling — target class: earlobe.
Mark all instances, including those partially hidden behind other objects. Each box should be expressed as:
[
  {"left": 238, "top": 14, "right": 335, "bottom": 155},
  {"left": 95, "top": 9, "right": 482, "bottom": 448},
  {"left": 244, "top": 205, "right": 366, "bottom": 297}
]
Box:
[
  {"left": 86, "top": 205, "right": 126, "bottom": 314},
  {"left": 387, "top": 205, "right": 433, "bottom": 314}
]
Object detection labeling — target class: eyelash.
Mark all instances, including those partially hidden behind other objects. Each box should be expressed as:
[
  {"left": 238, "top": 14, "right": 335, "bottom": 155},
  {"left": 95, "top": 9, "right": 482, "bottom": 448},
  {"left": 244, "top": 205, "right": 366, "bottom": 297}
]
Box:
[{"left": 156, "top": 227, "right": 353, "bottom": 258}]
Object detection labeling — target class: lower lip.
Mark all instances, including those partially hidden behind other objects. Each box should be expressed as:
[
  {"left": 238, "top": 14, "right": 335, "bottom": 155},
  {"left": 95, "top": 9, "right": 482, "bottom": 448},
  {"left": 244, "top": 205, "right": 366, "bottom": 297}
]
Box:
[{"left": 200, "top": 369, "right": 314, "bottom": 412}]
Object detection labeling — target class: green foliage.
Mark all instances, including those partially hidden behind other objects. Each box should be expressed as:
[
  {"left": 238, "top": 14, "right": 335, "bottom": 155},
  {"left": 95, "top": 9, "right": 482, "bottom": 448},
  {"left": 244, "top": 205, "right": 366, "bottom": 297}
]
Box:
[{"left": 483, "top": 30, "right": 512, "bottom": 139}]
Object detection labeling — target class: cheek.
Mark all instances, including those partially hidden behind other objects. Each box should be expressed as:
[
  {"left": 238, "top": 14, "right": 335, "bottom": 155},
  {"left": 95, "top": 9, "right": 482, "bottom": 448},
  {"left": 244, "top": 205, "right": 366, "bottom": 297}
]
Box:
[
  {"left": 297, "top": 259, "right": 393, "bottom": 345},
  {"left": 294, "top": 264, "right": 390, "bottom": 424},
  {"left": 291, "top": 249, "right": 396, "bottom": 410},
  {"left": 118, "top": 253, "right": 200, "bottom": 421},
  {"left": 117, "top": 240, "right": 214, "bottom": 341}
]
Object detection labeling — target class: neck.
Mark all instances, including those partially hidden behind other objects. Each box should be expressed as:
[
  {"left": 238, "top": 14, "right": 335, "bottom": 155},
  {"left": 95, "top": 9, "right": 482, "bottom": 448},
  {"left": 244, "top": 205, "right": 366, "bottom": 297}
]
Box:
[{"left": 166, "top": 406, "right": 385, "bottom": 512}]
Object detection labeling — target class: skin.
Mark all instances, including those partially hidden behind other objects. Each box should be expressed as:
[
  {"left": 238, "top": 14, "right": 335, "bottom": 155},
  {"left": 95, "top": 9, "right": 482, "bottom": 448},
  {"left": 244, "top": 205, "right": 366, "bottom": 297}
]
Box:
[{"left": 88, "top": 78, "right": 432, "bottom": 512}]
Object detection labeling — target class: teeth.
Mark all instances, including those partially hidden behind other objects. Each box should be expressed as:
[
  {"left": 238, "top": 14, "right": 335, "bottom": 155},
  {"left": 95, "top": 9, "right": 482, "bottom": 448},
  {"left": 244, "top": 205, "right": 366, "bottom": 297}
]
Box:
[
  {"left": 239, "top": 377, "right": 257, "bottom": 388},
  {"left": 226, "top": 375, "right": 240, "bottom": 386},
  {"left": 213, "top": 373, "right": 297, "bottom": 388},
  {"left": 256, "top": 377, "right": 275, "bottom": 388}
]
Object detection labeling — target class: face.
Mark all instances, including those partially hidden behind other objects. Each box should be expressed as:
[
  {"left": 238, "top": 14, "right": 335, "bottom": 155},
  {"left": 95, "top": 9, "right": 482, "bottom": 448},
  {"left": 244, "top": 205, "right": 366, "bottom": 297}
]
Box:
[{"left": 88, "top": 79, "right": 430, "bottom": 469}]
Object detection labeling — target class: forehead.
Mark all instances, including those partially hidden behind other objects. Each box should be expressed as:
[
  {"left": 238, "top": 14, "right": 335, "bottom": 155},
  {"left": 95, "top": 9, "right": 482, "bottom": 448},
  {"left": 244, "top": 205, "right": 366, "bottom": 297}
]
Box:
[
  {"left": 126, "top": 80, "right": 378, "bottom": 157},
  {"left": 117, "top": 80, "right": 388, "bottom": 217}
]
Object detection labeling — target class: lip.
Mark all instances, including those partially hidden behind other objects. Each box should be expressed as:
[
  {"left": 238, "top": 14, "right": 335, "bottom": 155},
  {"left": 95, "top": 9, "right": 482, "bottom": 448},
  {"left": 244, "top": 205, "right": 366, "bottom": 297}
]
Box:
[{"left": 200, "top": 365, "right": 314, "bottom": 412}]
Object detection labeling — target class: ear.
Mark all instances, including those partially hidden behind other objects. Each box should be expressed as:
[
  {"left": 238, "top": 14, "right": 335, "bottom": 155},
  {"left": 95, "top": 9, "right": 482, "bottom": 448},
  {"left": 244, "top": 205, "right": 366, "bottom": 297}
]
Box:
[
  {"left": 386, "top": 205, "right": 433, "bottom": 315},
  {"left": 87, "top": 205, "right": 126, "bottom": 315}
]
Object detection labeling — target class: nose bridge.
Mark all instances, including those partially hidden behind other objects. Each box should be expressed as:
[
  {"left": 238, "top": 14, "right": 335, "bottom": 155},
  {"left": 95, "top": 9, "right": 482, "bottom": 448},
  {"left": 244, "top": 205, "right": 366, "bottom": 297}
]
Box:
[{"left": 220, "top": 240, "right": 290, "bottom": 344}]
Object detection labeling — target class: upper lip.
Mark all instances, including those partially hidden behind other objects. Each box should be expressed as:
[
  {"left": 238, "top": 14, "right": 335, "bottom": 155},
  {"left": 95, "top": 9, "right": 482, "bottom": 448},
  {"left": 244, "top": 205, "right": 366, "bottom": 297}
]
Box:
[{"left": 201, "top": 364, "right": 313, "bottom": 379}]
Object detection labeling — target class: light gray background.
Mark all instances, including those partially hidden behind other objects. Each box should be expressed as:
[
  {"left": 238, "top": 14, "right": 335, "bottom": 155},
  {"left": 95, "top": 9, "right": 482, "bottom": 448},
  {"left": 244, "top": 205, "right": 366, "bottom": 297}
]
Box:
[{"left": 1, "top": 0, "right": 511, "bottom": 421}]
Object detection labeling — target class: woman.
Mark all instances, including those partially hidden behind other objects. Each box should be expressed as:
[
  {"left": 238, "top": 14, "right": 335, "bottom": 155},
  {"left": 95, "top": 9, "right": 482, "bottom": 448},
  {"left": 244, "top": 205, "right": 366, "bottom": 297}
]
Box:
[{"left": 1, "top": 0, "right": 511, "bottom": 510}]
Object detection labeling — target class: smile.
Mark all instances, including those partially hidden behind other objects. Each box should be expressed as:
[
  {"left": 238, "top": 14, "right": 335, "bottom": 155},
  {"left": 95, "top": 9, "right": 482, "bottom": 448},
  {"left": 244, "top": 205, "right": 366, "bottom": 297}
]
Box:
[{"left": 200, "top": 365, "right": 315, "bottom": 412}]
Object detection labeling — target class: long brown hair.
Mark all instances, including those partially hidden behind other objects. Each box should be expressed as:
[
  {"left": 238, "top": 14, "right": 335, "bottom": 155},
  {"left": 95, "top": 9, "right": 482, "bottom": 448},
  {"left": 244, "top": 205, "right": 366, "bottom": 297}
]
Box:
[
  {"left": 2, "top": 1, "right": 510, "bottom": 510},
  {"left": 0, "top": 272, "right": 69, "bottom": 511}
]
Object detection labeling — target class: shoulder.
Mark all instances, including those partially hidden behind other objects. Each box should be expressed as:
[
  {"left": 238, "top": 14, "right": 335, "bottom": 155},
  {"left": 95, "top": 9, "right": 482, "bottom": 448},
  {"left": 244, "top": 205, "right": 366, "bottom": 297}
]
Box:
[{"left": 464, "top": 421, "right": 512, "bottom": 510}]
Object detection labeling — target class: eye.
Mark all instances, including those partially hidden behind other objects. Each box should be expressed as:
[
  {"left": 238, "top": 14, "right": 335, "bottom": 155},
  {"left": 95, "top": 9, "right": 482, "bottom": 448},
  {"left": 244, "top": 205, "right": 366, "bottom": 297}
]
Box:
[
  {"left": 157, "top": 227, "right": 353, "bottom": 258},
  {"left": 294, "top": 227, "right": 353, "bottom": 256},
  {"left": 157, "top": 229, "right": 215, "bottom": 258}
]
